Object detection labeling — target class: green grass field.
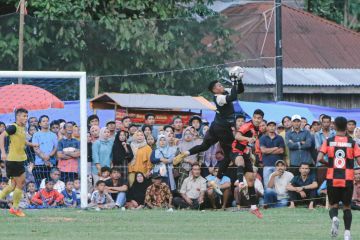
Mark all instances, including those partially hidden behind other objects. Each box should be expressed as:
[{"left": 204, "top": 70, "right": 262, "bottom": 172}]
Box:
[{"left": 0, "top": 208, "right": 359, "bottom": 240}]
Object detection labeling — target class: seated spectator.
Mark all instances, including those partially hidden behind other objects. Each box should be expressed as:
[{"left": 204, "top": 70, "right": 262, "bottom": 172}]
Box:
[
  {"left": 57, "top": 122, "right": 80, "bottom": 182},
  {"left": 287, "top": 163, "right": 318, "bottom": 209},
  {"left": 99, "top": 166, "right": 111, "bottom": 181},
  {"left": 105, "top": 167, "right": 128, "bottom": 208},
  {"left": 173, "top": 164, "right": 206, "bottom": 209},
  {"left": 317, "top": 180, "right": 328, "bottom": 208},
  {"left": 206, "top": 165, "right": 231, "bottom": 210},
  {"left": 25, "top": 182, "right": 37, "bottom": 207},
  {"left": 151, "top": 134, "right": 176, "bottom": 191},
  {"left": 0, "top": 178, "right": 11, "bottom": 208},
  {"left": 73, "top": 178, "right": 81, "bottom": 206},
  {"left": 352, "top": 168, "right": 360, "bottom": 210},
  {"left": 126, "top": 172, "right": 149, "bottom": 209},
  {"left": 129, "top": 130, "right": 152, "bottom": 187},
  {"left": 92, "top": 127, "right": 114, "bottom": 183},
  {"left": 61, "top": 180, "right": 77, "bottom": 208},
  {"left": 0, "top": 160, "right": 6, "bottom": 179},
  {"left": 175, "top": 127, "right": 202, "bottom": 190},
  {"left": 88, "top": 180, "right": 115, "bottom": 210},
  {"left": 25, "top": 162, "right": 36, "bottom": 185},
  {"left": 264, "top": 160, "right": 294, "bottom": 208},
  {"left": 31, "top": 179, "right": 64, "bottom": 208},
  {"left": 40, "top": 168, "right": 65, "bottom": 193},
  {"left": 112, "top": 130, "right": 134, "bottom": 183},
  {"left": 234, "top": 167, "right": 264, "bottom": 209},
  {"left": 144, "top": 173, "right": 173, "bottom": 209}
]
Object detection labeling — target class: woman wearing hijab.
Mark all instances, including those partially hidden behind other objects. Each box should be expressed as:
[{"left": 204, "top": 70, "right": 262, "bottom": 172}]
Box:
[
  {"left": 173, "top": 127, "right": 202, "bottom": 190},
  {"left": 128, "top": 130, "right": 153, "bottom": 187},
  {"left": 125, "top": 172, "right": 149, "bottom": 209},
  {"left": 88, "top": 125, "right": 100, "bottom": 176},
  {"left": 92, "top": 127, "right": 114, "bottom": 183},
  {"left": 112, "top": 130, "right": 134, "bottom": 182},
  {"left": 150, "top": 135, "right": 176, "bottom": 191}
]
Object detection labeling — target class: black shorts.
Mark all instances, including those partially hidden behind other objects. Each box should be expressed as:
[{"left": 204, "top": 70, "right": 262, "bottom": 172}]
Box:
[
  {"left": 230, "top": 152, "right": 254, "bottom": 173},
  {"left": 6, "top": 161, "right": 26, "bottom": 178},
  {"left": 327, "top": 185, "right": 353, "bottom": 206}
]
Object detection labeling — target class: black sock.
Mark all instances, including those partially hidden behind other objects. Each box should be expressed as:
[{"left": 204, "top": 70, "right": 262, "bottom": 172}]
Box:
[
  {"left": 343, "top": 209, "right": 352, "bottom": 230},
  {"left": 329, "top": 208, "right": 338, "bottom": 220},
  {"left": 248, "top": 186, "right": 257, "bottom": 205},
  {"left": 237, "top": 166, "right": 244, "bottom": 183}
]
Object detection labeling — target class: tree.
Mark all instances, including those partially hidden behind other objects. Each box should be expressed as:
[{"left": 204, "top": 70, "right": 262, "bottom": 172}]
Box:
[{"left": 0, "top": 0, "right": 238, "bottom": 100}]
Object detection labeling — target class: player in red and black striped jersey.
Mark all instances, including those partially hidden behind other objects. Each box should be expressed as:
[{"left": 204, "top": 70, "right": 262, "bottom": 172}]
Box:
[
  {"left": 318, "top": 117, "right": 360, "bottom": 240},
  {"left": 231, "top": 109, "right": 264, "bottom": 218}
]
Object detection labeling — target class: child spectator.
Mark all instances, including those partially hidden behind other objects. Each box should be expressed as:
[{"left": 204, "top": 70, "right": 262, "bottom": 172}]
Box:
[
  {"left": 61, "top": 180, "right": 77, "bottom": 208},
  {"left": 31, "top": 179, "right": 64, "bottom": 208},
  {"left": 99, "top": 166, "right": 111, "bottom": 181},
  {"left": 112, "top": 130, "right": 134, "bottom": 182},
  {"left": 26, "top": 182, "right": 37, "bottom": 204},
  {"left": 129, "top": 130, "right": 152, "bottom": 187},
  {"left": 73, "top": 178, "right": 81, "bottom": 206},
  {"left": 0, "top": 178, "right": 10, "bottom": 208},
  {"left": 144, "top": 173, "right": 173, "bottom": 209},
  {"left": 88, "top": 180, "right": 115, "bottom": 210},
  {"left": 126, "top": 172, "right": 149, "bottom": 209}
]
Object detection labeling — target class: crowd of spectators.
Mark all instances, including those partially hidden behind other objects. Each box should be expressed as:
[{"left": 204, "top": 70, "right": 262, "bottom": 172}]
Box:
[{"left": 0, "top": 112, "right": 359, "bottom": 211}]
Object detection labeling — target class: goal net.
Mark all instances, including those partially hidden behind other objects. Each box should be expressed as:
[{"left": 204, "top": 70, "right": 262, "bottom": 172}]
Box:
[{"left": 0, "top": 71, "right": 88, "bottom": 208}]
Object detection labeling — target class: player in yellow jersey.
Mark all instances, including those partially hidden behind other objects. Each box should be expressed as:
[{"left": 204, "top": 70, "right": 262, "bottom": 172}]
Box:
[{"left": 0, "top": 108, "right": 39, "bottom": 217}]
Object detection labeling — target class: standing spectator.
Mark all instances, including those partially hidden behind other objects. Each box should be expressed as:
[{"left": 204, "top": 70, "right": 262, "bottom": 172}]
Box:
[
  {"left": 264, "top": 160, "right": 293, "bottom": 208},
  {"left": 201, "top": 142, "right": 221, "bottom": 178},
  {"left": 173, "top": 164, "right": 206, "bottom": 209},
  {"left": 260, "top": 120, "right": 285, "bottom": 188},
  {"left": 0, "top": 122, "right": 5, "bottom": 134},
  {"left": 127, "top": 124, "right": 138, "bottom": 144},
  {"left": 235, "top": 115, "right": 246, "bottom": 130},
  {"left": 105, "top": 167, "right": 128, "bottom": 208},
  {"left": 122, "top": 116, "right": 132, "bottom": 132},
  {"left": 115, "top": 120, "right": 123, "bottom": 132},
  {"left": 129, "top": 130, "right": 153, "bottom": 186},
  {"left": 31, "top": 179, "right": 64, "bottom": 208},
  {"left": 166, "top": 131, "right": 179, "bottom": 148},
  {"left": 287, "top": 163, "right": 318, "bottom": 209},
  {"left": 189, "top": 115, "right": 202, "bottom": 137},
  {"left": 175, "top": 127, "right": 201, "bottom": 190},
  {"left": 126, "top": 172, "right": 149, "bottom": 209},
  {"left": 26, "top": 125, "right": 37, "bottom": 161},
  {"left": 206, "top": 165, "right": 231, "bottom": 210},
  {"left": 280, "top": 116, "right": 292, "bottom": 167},
  {"left": 141, "top": 125, "right": 153, "bottom": 138},
  {"left": 88, "top": 180, "right": 115, "bottom": 210},
  {"left": 61, "top": 180, "right": 77, "bottom": 208},
  {"left": 151, "top": 134, "right": 176, "bottom": 191},
  {"left": 311, "top": 120, "right": 321, "bottom": 133},
  {"left": 145, "top": 135, "right": 156, "bottom": 149},
  {"left": 352, "top": 168, "right": 360, "bottom": 210},
  {"left": 277, "top": 123, "right": 285, "bottom": 135},
  {"left": 286, "top": 115, "right": 313, "bottom": 174},
  {"left": 112, "top": 130, "right": 134, "bottom": 182},
  {"left": 92, "top": 127, "right": 114, "bottom": 183},
  {"left": 144, "top": 113, "right": 158, "bottom": 138},
  {"left": 164, "top": 125, "right": 174, "bottom": 135},
  {"left": 106, "top": 120, "right": 116, "bottom": 139},
  {"left": 347, "top": 120, "right": 357, "bottom": 138},
  {"left": 87, "top": 114, "right": 99, "bottom": 130},
  {"left": 28, "top": 117, "right": 38, "bottom": 128},
  {"left": 172, "top": 116, "right": 184, "bottom": 139},
  {"left": 144, "top": 173, "right": 173, "bottom": 209},
  {"left": 87, "top": 125, "right": 100, "bottom": 179},
  {"left": 315, "top": 115, "right": 336, "bottom": 167},
  {"left": 301, "top": 117, "right": 308, "bottom": 130},
  {"left": 57, "top": 122, "right": 80, "bottom": 182},
  {"left": 32, "top": 115, "right": 58, "bottom": 187},
  {"left": 39, "top": 168, "right": 65, "bottom": 193},
  {"left": 50, "top": 120, "right": 60, "bottom": 135}
]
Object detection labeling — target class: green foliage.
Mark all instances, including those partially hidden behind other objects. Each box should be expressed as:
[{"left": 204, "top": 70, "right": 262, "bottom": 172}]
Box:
[
  {"left": 306, "top": 0, "right": 360, "bottom": 31},
  {"left": 0, "top": 0, "right": 237, "bottom": 100}
]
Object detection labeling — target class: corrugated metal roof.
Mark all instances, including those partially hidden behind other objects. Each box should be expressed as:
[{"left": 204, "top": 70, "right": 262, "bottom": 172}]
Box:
[
  {"left": 221, "top": 3, "right": 360, "bottom": 68},
  {"left": 243, "top": 68, "right": 360, "bottom": 86}
]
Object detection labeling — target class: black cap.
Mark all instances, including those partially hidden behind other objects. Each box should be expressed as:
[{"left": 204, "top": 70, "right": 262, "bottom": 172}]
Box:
[
  {"left": 152, "top": 173, "right": 162, "bottom": 180},
  {"left": 189, "top": 115, "right": 202, "bottom": 125},
  {"left": 208, "top": 80, "right": 219, "bottom": 92}
]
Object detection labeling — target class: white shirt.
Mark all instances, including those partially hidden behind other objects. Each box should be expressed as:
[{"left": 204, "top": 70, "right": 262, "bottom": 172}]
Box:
[
  {"left": 269, "top": 171, "right": 294, "bottom": 199},
  {"left": 215, "top": 95, "right": 227, "bottom": 107},
  {"left": 39, "top": 178, "right": 65, "bottom": 193}
]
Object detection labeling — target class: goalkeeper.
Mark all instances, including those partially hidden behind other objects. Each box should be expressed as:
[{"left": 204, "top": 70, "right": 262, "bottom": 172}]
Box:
[{"left": 174, "top": 67, "right": 245, "bottom": 181}]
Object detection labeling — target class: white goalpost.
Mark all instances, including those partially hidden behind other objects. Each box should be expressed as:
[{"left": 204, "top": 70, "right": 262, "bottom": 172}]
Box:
[{"left": 0, "top": 71, "right": 88, "bottom": 208}]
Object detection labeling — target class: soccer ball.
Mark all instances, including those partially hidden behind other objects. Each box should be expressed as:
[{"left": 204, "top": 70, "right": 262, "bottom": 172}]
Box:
[{"left": 228, "top": 66, "right": 244, "bottom": 79}]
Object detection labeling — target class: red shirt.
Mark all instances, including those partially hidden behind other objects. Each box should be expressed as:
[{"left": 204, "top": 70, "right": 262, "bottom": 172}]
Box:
[
  {"left": 232, "top": 121, "right": 259, "bottom": 154},
  {"left": 320, "top": 135, "right": 360, "bottom": 188},
  {"left": 31, "top": 189, "right": 64, "bottom": 205}
]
